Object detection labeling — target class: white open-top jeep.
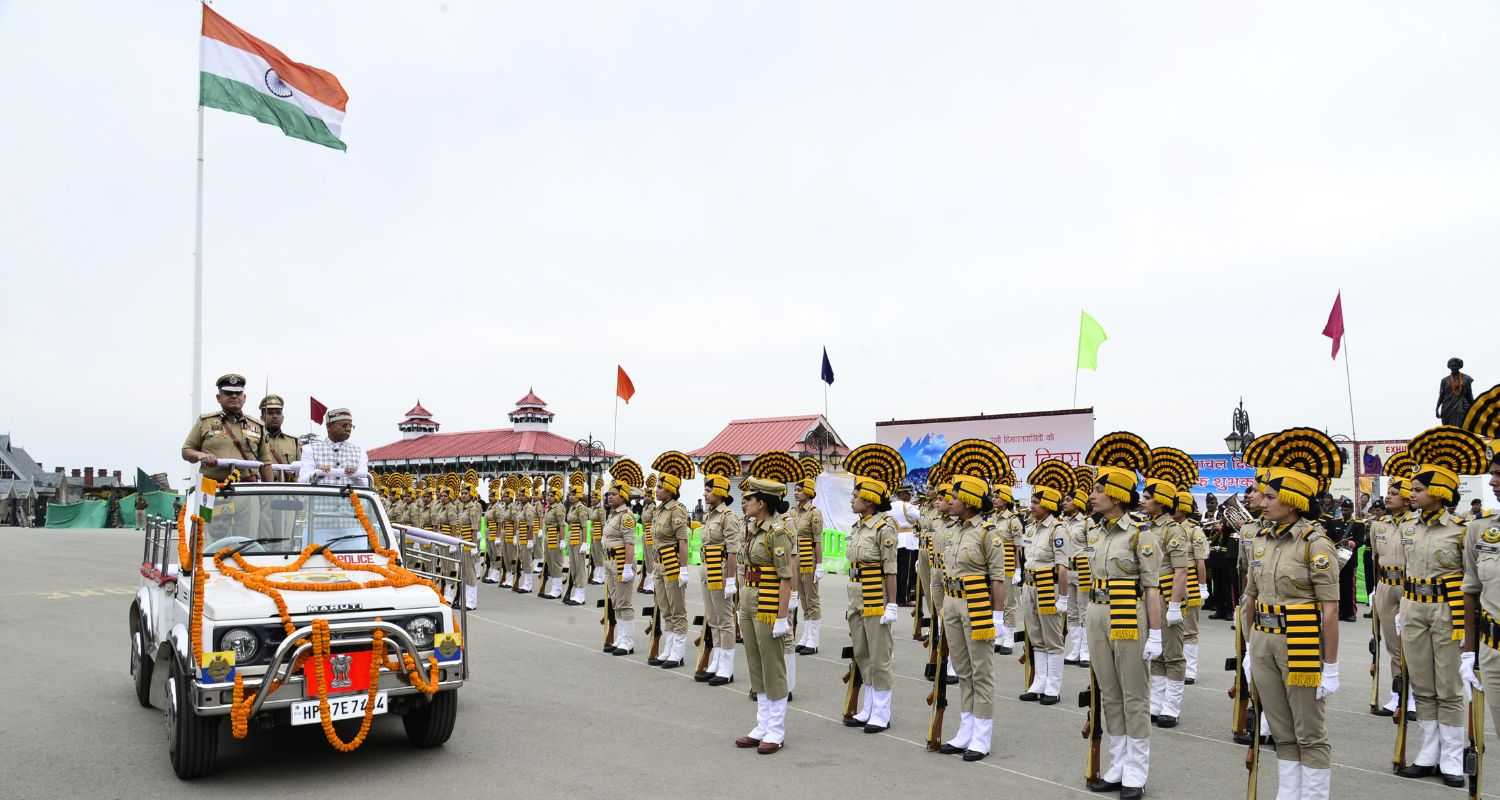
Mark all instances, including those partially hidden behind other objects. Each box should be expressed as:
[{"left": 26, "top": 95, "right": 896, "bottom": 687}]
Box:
[{"left": 129, "top": 464, "right": 470, "bottom": 779}]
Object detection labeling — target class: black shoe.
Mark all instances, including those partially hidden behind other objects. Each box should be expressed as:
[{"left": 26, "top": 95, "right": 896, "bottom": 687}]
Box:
[
  {"left": 1079, "top": 659, "right": 1090, "bottom": 668},
  {"left": 1185, "top": 678, "right": 1196, "bottom": 685},
  {"left": 1150, "top": 714, "right": 1159, "bottom": 725},
  {"left": 1371, "top": 706, "right": 1394, "bottom": 717},
  {"left": 924, "top": 663, "right": 937, "bottom": 680},
  {"left": 802, "top": 647, "right": 818, "bottom": 655},
  {"left": 1363, "top": 611, "right": 1374, "bottom": 618},
  {"left": 795, "top": 645, "right": 810, "bottom": 655},
  {"left": 1232, "top": 731, "right": 1252, "bottom": 745},
  {"left": 1397, "top": 765, "right": 1436, "bottom": 779},
  {"left": 1065, "top": 658, "right": 1080, "bottom": 666},
  {"left": 1261, "top": 735, "right": 1275, "bottom": 745},
  {"left": 788, "top": 692, "right": 794, "bottom": 703},
  {"left": 863, "top": 723, "right": 888, "bottom": 734},
  {"left": 1040, "top": 694, "right": 1059, "bottom": 706},
  {"left": 938, "top": 743, "right": 965, "bottom": 754},
  {"left": 647, "top": 656, "right": 663, "bottom": 666},
  {"left": 1156, "top": 716, "right": 1178, "bottom": 729},
  {"left": 660, "top": 660, "right": 682, "bottom": 669},
  {"left": 962, "top": 749, "right": 987, "bottom": 762},
  {"left": 482, "top": 578, "right": 499, "bottom": 585},
  {"left": 1019, "top": 692, "right": 1042, "bottom": 702},
  {"left": 1406, "top": 710, "right": 1418, "bottom": 722},
  {"left": 996, "top": 645, "right": 1013, "bottom": 655},
  {"left": 1087, "top": 779, "right": 1122, "bottom": 792},
  {"left": 707, "top": 675, "right": 732, "bottom": 686},
  {"left": 1120, "top": 787, "right": 1143, "bottom": 800},
  {"left": 610, "top": 647, "right": 633, "bottom": 656},
  {"left": 694, "top": 670, "right": 712, "bottom": 682},
  {"left": 843, "top": 717, "right": 866, "bottom": 728},
  {"left": 1339, "top": 615, "right": 1357, "bottom": 622},
  {"left": 750, "top": 691, "right": 757, "bottom": 701},
  {"left": 944, "top": 675, "right": 959, "bottom": 685},
  {"left": 1441, "top": 772, "right": 1466, "bottom": 787},
  {"left": 603, "top": 644, "right": 615, "bottom": 653},
  {"left": 640, "top": 588, "right": 655, "bottom": 595}
]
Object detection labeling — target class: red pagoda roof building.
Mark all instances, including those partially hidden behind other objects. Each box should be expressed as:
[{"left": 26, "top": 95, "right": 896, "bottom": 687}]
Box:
[
  {"left": 370, "top": 390, "right": 616, "bottom": 473},
  {"left": 688, "top": 414, "right": 849, "bottom": 468}
]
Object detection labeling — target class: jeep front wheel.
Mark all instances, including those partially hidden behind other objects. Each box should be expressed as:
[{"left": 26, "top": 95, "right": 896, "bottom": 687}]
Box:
[
  {"left": 166, "top": 658, "right": 219, "bottom": 779},
  {"left": 401, "top": 690, "right": 457, "bottom": 748},
  {"left": 130, "top": 617, "right": 153, "bottom": 708}
]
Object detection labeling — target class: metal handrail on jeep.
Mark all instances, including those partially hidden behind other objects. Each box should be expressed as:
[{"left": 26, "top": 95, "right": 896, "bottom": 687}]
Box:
[
  {"left": 239, "top": 620, "right": 431, "bottom": 718},
  {"left": 140, "top": 514, "right": 180, "bottom": 584}
]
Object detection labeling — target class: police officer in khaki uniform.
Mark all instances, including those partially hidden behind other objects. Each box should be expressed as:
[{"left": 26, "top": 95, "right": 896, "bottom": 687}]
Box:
[
  {"left": 540, "top": 483, "right": 568, "bottom": 599},
  {"left": 934, "top": 440, "right": 1009, "bottom": 762},
  {"left": 1082, "top": 432, "right": 1164, "bottom": 800},
  {"left": 992, "top": 486, "right": 1025, "bottom": 651},
  {"left": 1064, "top": 469, "right": 1096, "bottom": 667},
  {"left": 589, "top": 487, "right": 608, "bottom": 585},
  {"left": 258, "top": 394, "right": 301, "bottom": 481},
  {"left": 639, "top": 479, "right": 659, "bottom": 595},
  {"left": 1241, "top": 428, "right": 1344, "bottom": 800},
  {"left": 1459, "top": 385, "right": 1500, "bottom": 752},
  {"left": 649, "top": 452, "right": 695, "bottom": 668},
  {"left": 181, "top": 373, "right": 272, "bottom": 482},
  {"left": 790, "top": 478, "right": 825, "bottom": 655},
  {"left": 1140, "top": 447, "right": 1196, "bottom": 729},
  {"left": 602, "top": 477, "right": 639, "bottom": 655},
  {"left": 483, "top": 483, "right": 505, "bottom": 584},
  {"left": 698, "top": 461, "right": 742, "bottom": 685},
  {"left": 1019, "top": 459, "right": 1077, "bottom": 706},
  {"left": 734, "top": 470, "right": 796, "bottom": 755},
  {"left": 1174, "top": 492, "right": 1209, "bottom": 684},
  {"left": 564, "top": 479, "right": 590, "bottom": 605},
  {"left": 842, "top": 444, "right": 903, "bottom": 734},
  {"left": 1370, "top": 453, "right": 1417, "bottom": 715},
  {"left": 1397, "top": 425, "right": 1488, "bottom": 786}
]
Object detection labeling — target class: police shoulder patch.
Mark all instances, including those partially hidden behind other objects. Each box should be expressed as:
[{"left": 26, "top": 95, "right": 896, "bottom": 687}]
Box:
[
  {"left": 773, "top": 546, "right": 786, "bottom": 557},
  {"left": 1483, "top": 527, "right": 1500, "bottom": 544},
  {"left": 1311, "top": 553, "right": 1331, "bottom": 571},
  {"left": 1140, "top": 544, "right": 1154, "bottom": 557},
  {"left": 884, "top": 537, "right": 896, "bottom": 547},
  {"left": 1053, "top": 537, "right": 1065, "bottom": 548},
  {"left": 992, "top": 537, "right": 1003, "bottom": 547}
]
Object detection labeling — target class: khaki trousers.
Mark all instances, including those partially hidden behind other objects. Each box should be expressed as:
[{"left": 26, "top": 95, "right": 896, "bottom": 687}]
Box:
[
  {"left": 656, "top": 571, "right": 688, "bottom": 635},
  {"left": 607, "top": 559, "right": 635, "bottom": 620},
  {"left": 567, "top": 544, "right": 587, "bottom": 589},
  {"left": 1374, "top": 583, "right": 1401, "bottom": 678},
  {"left": 796, "top": 570, "right": 821, "bottom": 621},
  {"left": 1085, "top": 601, "right": 1150, "bottom": 739},
  {"left": 1022, "top": 583, "right": 1066, "bottom": 653},
  {"left": 544, "top": 543, "right": 564, "bottom": 581},
  {"left": 1479, "top": 645, "right": 1500, "bottom": 739},
  {"left": 1181, "top": 604, "right": 1200, "bottom": 644},
  {"left": 1003, "top": 574, "right": 1020, "bottom": 631},
  {"left": 943, "top": 592, "right": 996, "bottom": 717},
  {"left": 1149, "top": 618, "right": 1187, "bottom": 682},
  {"left": 848, "top": 607, "right": 895, "bottom": 691},
  {"left": 1249, "top": 630, "right": 1329, "bottom": 769},
  {"left": 741, "top": 598, "right": 787, "bottom": 699},
  {"left": 1067, "top": 579, "right": 1088, "bottom": 630},
  {"left": 1401, "top": 598, "right": 1464, "bottom": 726},
  {"left": 703, "top": 582, "right": 733, "bottom": 652}
]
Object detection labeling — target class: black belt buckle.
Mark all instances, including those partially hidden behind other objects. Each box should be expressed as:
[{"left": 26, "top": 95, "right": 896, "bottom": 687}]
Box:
[
  {"left": 1256, "top": 613, "right": 1284, "bottom": 629},
  {"left": 1090, "top": 589, "right": 1111, "bottom": 603}
]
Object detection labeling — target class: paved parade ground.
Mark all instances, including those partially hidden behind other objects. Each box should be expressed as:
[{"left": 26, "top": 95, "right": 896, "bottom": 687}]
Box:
[{"left": 4, "top": 526, "right": 1497, "bottom": 800}]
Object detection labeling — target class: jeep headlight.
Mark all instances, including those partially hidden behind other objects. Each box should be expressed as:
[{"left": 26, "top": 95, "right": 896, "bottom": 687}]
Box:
[
  {"left": 404, "top": 616, "right": 436, "bottom": 648},
  {"left": 219, "top": 627, "right": 260, "bottom": 663}
]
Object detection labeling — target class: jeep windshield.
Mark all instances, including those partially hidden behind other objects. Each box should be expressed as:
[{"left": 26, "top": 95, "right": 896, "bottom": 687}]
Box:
[{"left": 201, "top": 493, "right": 390, "bottom": 556}]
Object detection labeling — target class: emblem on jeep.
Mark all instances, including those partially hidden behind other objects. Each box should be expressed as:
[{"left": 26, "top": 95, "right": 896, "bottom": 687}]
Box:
[
  {"left": 207, "top": 654, "right": 232, "bottom": 682},
  {"left": 330, "top": 654, "right": 353, "bottom": 688}
]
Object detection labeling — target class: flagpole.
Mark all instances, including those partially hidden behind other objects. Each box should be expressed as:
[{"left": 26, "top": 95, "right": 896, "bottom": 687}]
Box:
[
  {"left": 1342, "top": 329, "right": 1360, "bottom": 509},
  {"left": 612, "top": 395, "right": 619, "bottom": 455},
  {"left": 191, "top": 61, "right": 205, "bottom": 423},
  {"left": 1072, "top": 367, "right": 1079, "bottom": 408}
]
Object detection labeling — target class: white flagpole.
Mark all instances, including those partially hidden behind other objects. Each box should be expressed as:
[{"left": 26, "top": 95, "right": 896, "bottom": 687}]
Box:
[{"left": 191, "top": 50, "right": 206, "bottom": 422}]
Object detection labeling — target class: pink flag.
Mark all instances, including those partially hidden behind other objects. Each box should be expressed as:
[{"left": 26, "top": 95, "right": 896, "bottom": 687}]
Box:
[{"left": 1322, "top": 292, "right": 1345, "bottom": 359}]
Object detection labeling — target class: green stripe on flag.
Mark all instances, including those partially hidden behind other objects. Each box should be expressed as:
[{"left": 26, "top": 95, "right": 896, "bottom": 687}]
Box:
[
  {"left": 199, "top": 72, "right": 346, "bottom": 151},
  {"left": 1076, "top": 310, "right": 1108, "bottom": 370}
]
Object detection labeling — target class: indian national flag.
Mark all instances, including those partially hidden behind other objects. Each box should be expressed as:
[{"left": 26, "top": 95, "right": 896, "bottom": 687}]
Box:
[{"left": 200, "top": 6, "right": 348, "bottom": 151}]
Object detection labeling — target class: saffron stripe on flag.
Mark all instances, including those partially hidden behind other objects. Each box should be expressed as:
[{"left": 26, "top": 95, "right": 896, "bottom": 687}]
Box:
[{"left": 202, "top": 5, "right": 347, "bottom": 111}]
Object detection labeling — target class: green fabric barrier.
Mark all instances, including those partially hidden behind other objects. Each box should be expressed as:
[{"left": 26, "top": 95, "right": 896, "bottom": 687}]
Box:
[
  {"left": 121, "top": 491, "right": 179, "bottom": 527},
  {"left": 478, "top": 519, "right": 488, "bottom": 555},
  {"left": 821, "top": 528, "right": 847, "bottom": 574},
  {"left": 688, "top": 524, "right": 702, "bottom": 565},
  {"left": 1355, "top": 545, "right": 1368, "bottom": 605},
  {"left": 46, "top": 499, "right": 111, "bottom": 528}
]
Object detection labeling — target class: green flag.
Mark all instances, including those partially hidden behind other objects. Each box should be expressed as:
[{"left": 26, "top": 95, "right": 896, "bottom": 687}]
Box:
[
  {"left": 1076, "top": 310, "right": 1108, "bottom": 370},
  {"left": 136, "top": 468, "right": 157, "bottom": 492}
]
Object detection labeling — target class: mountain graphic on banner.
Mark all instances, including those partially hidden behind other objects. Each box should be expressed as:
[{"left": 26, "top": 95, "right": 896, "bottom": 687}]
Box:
[{"left": 896, "top": 433, "right": 949, "bottom": 470}]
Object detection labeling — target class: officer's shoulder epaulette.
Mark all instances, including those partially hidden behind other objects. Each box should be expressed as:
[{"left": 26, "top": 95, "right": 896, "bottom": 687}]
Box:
[{"left": 198, "top": 411, "right": 221, "bottom": 421}]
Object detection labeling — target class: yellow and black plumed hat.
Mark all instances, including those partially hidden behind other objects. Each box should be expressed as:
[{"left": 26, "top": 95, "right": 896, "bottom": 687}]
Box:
[
  {"left": 1383, "top": 451, "right": 1415, "bottom": 499},
  {"left": 1029, "top": 458, "right": 1078, "bottom": 514},
  {"left": 1175, "top": 490, "right": 1196, "bottom": 516},
  {"left": 925, "top": 463, "right": 953, "bottom": 497},
  {"left": 937, "top": 439, "right": 1009, "bottom": 509},
  {"left": 1409, "top": 425, "right": 1487, "bottom": 504},
  {"left": 744, "top": 450, "right": 801, "bottom": 497},
  {"left": 547, "top": 474, "right": 564, "bottom": 501},
  {"left": 1464, "top": 384, "right": 1500, "bottom": 466},
  {"left": 797, "top": 456, "right": 822, "bottom": 497},
  {"left": 651, "top": 451, "right": 695, "bottom": 496},
  {"left": 1261, "top": 428, "right": 1343, "bottom": 513},
  {"left": 568, "top": 470, "right": 586, "bottom": 497},
  {"left": 846, "top": 443, "right": 906, "bottom": 506},
  {"left": 1086, "top": 432, "right": 1151, "bottom": 506},
  {"left": 701, "top": 451, "right": 739, "bottom": 499},
  {"left": 1241, "top": 433, "right": 1276, "bottom": 493},
  {"left": 609, "top": 458, "right": 643, "bottom": 500},
  {"left": 1145, "top": 447, "right": 1197, "bottom": 510},
  {"left": 1071, "top": 465, "right": 1096, "bottom": 511}
]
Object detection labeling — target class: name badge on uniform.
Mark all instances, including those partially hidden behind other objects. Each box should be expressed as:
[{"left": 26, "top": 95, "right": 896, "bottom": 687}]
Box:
[{"left": 1476, "top": 544, "right": 1500, "bottom": 554}]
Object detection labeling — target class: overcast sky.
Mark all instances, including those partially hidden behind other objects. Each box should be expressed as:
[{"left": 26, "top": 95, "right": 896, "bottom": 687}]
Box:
[{"left": 1, "top": 1, "right": 1494, "bottom": 481}]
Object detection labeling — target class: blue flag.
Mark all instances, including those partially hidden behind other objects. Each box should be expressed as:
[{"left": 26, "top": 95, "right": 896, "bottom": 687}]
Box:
[{"left": 820, "top": 347, "right": 835, "bottom": 385}]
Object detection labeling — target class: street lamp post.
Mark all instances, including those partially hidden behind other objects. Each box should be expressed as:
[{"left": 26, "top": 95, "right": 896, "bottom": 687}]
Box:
[
  {"left": 1224, "top": 398, "right": 1254, "bottom": 458},
  {"left": 574, "top": 435, "right": 607, "bottom": 501}
]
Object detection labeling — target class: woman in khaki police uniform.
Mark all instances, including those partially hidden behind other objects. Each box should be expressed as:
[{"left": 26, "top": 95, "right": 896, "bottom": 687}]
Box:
[
  {"left": 791, "top": 473, "right": 826, "bottom": 656},
  {"left": 1370, "top": 452, "right": 1417, "bottom": 716},
  {"left": 1082, "top": 432, "right": 1163, "bottom": 800},
  {"left": 1460, "top": 385, "right": 1500, "bottom": 748},
  {"left": 1019, "top": 459, "right": 1076, "bottom": 706},
  {"left": 1397, "top": 425, "right": 1488, "bottom": 785},
  {"left": 1141, "top": 447, "right": 1196, "bottom": 729},
  {"left": 698, "top": 452, "right": 742, "bottom": 685},
  {"left": 564, "top": 474, "right": 590, "bottom": 605},
  {"left": 933, "top": 439, "right": 1009, "bottom": 761},
  {"left": 539, "top": 480, "right": 568, "bottom": 600},
  {"left": 1241, "top": 427, "right": 1344, "bottom": 800},
  {"left": 1174, "top": 491, "right": 1209, "bottom": 684},
  {"left": 590, "top": 481, "right": 608, "bottom": 585},
  {"left": 992, "top": 484, "right": 1025, "bottom": 652},
  {"left": 602, "top": 461, "right": 642, "bottom": 655},
  {"left": 734, "top": 452, "right": 798, "bottom": 754},
  {"left": 842, "top": 443, "right": 905, "bottom": 733},
  {"left": 649, "top": 452, "right": 695, "bottom": 669},
  {"left": 1064, "top": 466, "right": 1096, "bottom": 667}
]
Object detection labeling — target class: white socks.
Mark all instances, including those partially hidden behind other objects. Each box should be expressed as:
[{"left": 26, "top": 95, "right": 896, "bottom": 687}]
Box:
[
  {"left": 1301, "top": 766, "right": 1331, "bottom": 800},
  {"left": 946, "top": 712, "right": 974, "bottom": 749},
  {"left": 749, "top": 695, "right": 768, "bottom": 740},
  {"left": 615, "top": 618, "right": 634, "bottom": 651},
  {"left": 1275, "top": 760, "right": 1300, "bottom": 800},
  {"left": 1102, "top": 735, "right": 1126, "bottom": 782},
  {"left": 853, "top": 687, "right": 873, "bottom": 723},
  {"left": 1439, "top": 723, "right": 1466, "bottom": 775},
  {"left": 785, "top": 652, "right": 797, "bottom": 693},
  {"left": 1163, "top": 680, "right": 1184, "bottom": 719},
  {"left": 1123, "top": 737, "right": 1149, "bottom": 789},
  {"left": 1150, "top": 675, "right": 1167, "bottom": 716},
  {"left": 764, "top": 698, "right": 787, "bottom": 744},
  {"left": 968, "top": 718, "right": 993, "bottom": 755},
  {"left": 868, "top": 688, "right": 893, "bottom": 728},
  {"left": 1414, "top": 720, "right": 1440, "bottom": 767},
  {"left": 715, "top": 648, "right": 735, "bottom": 679},
  {"left": 1185, "top": 642, "right": 1199, "bottom": 680}
]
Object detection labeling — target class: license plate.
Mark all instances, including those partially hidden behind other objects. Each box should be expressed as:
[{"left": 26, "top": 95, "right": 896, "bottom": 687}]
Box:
[{"left": 290, "top": 691, "right": 388, "bottom": 726}]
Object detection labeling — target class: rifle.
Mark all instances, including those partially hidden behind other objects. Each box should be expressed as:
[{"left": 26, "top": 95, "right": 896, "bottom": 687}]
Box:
[
  {"left": 841, "top": 645, "right": 865, "bottom": 723},
  {"left": 1394, "top": 631, "right": 1411, "bottom": 772},
  {"left": 913, "top": 578, "right": 929, "bottom": 643},
  {"left": 645, "top": 604, "right": 663, "bottom": 664},
  {"left": 1018, "top": 628, "right": 1035, "bottom": 689},
  {"left": 1246, "top": 674, "right": 1262, "bottom": 800},
  {"left": 1227, "top": 613, "right": 1251, "bottom": 741},
  {"left": 597, "top": 595, "right": 616, "bottom": 651},
  {"left": 536, "top": 548, "right": 550, "bottom": 596},
  {"left": 1079, "top": 666, "right": 1103, "bottom": 784},
  {"left": 924, "top": 609, "right": 942, "bottom": 680},
  {"left": 692, "top": 614, "right": 713, "bottom": 679},
  {"left": 1369, "top": 601, "right": 1383, "bottom": 714},
  {"left": 925, "top": 619, "right": 949, "bottom": 751},
  {"left": 1468, "top": 684, "right": 1485, "bottom": 800}
]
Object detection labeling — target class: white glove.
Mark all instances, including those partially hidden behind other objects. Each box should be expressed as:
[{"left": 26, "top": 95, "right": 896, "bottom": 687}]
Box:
[
  {"left": 1242, "top": 654, "right": 1253, "bottom": 683},
  {"left": 813, "top": 563, "right": 824, "bottom": 582},
  {"left": 789, "top": 592, "right": 800, "bottom": 611},
  {"left": 1055, "top": 594, "right": 1069, "bottom": 614},
  {"left": 880, "top": 602, "right": 899, "bottom": 625},
  {"left": 678, "top": 572, "right": 690, "bottom": 587},
  {"left": 1461, "top": 651, "right": 1482, "bottom": 691},
  {"left": 1394, "top": 612, "right": 1404, "bottom": 637},
  {"left": 723, "top": 577, "right": 737, "bottom": 598},
  {"left": 1166, "top": 602, "right": 1184, "bottom": 627},
  {"left": 1315, "top": 662, "right": 1340, "bottom": 700},
  {"left": 771, "top": 617, "right": 790, "bottom": 638},
  {"left": 621, "top": 563, "right": 635, "bottom": 582},
  {"left": 1011, "top": 572, "right": 1022, "bottom": 586},
  {"left": 1198, "top": 584, "right": 1209, "bottom": 601},
  {"left": 1142, "top": 628, "right": 1162, "bottom": 661}
]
